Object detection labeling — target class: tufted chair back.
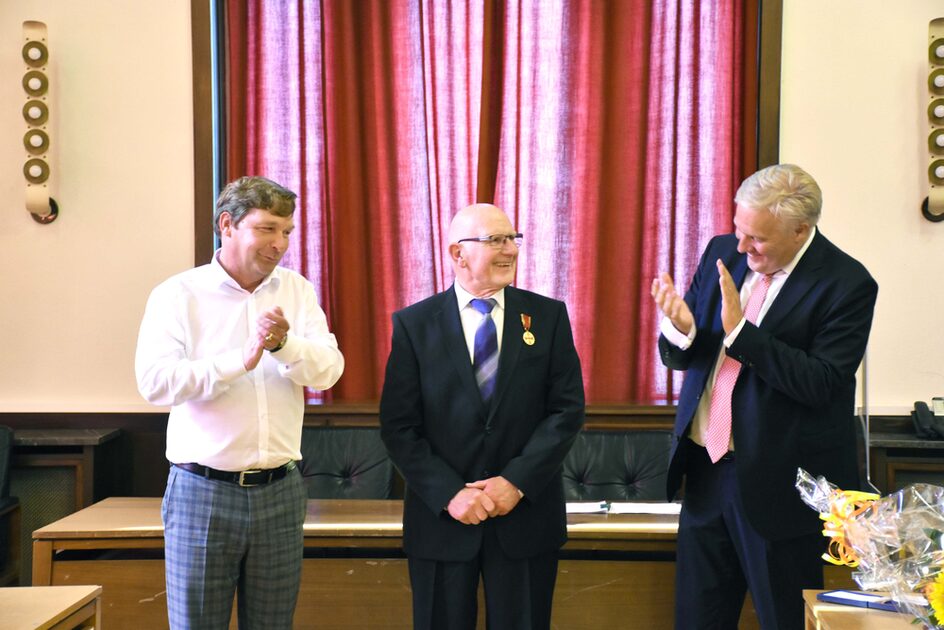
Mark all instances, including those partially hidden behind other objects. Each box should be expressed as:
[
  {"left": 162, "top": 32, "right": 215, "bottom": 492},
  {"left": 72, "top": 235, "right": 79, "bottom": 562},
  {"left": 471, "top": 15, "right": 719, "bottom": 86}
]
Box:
[
  {"left": 562, "top": 430, "right": 672, "bottom": 501},
  {"left": 0, "top": 426, "right": 11, "bottom": 501},
  {"left": 0, "top": 425, "right": 19, "bottom": 585},
  {"left": 299, "top": 427, "right": 394, "bottom": 499}
]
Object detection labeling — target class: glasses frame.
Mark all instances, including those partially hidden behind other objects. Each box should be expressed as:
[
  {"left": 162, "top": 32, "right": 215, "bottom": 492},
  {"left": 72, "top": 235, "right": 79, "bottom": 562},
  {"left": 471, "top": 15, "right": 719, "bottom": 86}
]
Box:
[{"left": 456, "top": 233, "right": 524, "bottom": 249}]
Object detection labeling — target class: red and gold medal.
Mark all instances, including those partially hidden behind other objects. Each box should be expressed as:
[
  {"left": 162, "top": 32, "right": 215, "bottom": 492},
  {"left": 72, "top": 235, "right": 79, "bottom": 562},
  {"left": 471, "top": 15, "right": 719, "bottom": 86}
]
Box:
[{"left": 520, "top": 314, "right": 535, "bottom": 345}]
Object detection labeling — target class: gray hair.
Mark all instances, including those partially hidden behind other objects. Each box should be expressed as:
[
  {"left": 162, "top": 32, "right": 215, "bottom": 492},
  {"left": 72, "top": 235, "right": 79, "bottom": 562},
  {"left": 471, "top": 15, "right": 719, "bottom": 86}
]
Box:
[
  {"left": 213, "top": 176, "right": 297, "bottom": 237},
  {"left": 734, "top": 163, "right": 822, "bottom": 227}
]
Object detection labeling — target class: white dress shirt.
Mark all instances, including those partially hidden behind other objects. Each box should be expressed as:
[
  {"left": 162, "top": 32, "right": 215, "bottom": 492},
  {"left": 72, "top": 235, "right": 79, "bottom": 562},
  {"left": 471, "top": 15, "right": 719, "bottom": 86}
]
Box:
[
  {"left": 135, "top": 253, "right": 344, "bottom": 471},
  {"left": 660, "top": 228, "right": 817, "bottom": 450},
  {"left": 453, "top": 282, "right": 525, "bottom": 498},
  {"left": 454, "top": 282, "right": 506, "bottom": 362}
]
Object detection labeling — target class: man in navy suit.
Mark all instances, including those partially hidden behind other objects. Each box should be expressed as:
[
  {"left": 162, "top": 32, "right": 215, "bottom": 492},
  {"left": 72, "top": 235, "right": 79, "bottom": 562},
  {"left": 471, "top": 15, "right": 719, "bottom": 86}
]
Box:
[
  {"left": 651, "top": 164, "right": 877, "bottom": 629},
  {"left": 380, "top": 203, "right": 585, "bottom": 630}
]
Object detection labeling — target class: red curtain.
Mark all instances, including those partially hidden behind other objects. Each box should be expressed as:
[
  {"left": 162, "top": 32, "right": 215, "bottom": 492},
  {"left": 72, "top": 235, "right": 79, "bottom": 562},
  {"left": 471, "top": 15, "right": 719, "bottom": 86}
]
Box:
[{"left": 224, "top": 0, "right": 751, "bottom": 405}]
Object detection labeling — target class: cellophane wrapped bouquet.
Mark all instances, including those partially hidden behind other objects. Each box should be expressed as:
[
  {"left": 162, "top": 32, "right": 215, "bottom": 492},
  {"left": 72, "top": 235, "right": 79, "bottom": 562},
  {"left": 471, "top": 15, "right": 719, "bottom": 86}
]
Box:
[{"left": 796, "top": 468, "right": 944, "bottom": 628}]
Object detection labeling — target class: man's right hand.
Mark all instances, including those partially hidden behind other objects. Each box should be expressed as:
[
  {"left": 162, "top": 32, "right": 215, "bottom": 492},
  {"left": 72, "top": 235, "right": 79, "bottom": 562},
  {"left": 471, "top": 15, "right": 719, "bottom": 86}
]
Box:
[
  {"left": 651, "top": 272, "right": 694, "bottom": 335},
  {"left": 447, "top": 487, "right": 496, "bottom": 525},
  {"left": 243, "top": 333, "right": 266, "bottom": 372}
]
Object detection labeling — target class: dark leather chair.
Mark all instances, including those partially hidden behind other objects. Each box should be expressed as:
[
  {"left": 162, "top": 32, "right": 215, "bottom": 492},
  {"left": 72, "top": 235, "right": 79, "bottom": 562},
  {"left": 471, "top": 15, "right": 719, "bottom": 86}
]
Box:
[
  {"left": 299, "top": 427, "right": 394, "bottom": 499},
  {"left": 562, "top": 430, "right": 672, "bottom": 501},
  {"left": 0, "top": 425, "right": 20, "bottom": 585}
]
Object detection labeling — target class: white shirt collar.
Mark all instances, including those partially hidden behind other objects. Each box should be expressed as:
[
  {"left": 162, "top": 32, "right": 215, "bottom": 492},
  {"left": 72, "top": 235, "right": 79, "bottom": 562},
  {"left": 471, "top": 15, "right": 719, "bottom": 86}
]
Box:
[
  {"left": 210, "top": 249, "right": 280, "bottom": 292},
  {"left": 454, "top": 282, "right": 506, "bottom": 313}
]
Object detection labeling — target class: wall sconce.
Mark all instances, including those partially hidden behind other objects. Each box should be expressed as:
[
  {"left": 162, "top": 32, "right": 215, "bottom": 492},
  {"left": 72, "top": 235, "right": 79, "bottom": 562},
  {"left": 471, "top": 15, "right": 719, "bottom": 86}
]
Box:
[{"left": 22, "top": 20, "right": 58, "bottom": 224}]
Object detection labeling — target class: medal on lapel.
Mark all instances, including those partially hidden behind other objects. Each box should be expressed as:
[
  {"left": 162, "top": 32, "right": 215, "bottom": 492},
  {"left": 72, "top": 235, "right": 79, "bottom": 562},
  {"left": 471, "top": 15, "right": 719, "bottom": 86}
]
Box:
[{"left": 521, "top": 314, "right": 535, "bottom": 345}]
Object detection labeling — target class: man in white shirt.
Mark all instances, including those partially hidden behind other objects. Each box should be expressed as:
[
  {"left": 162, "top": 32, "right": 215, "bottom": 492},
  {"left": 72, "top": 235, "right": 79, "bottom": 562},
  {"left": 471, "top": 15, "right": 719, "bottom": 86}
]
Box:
[{"left": 136, "top": 176, "right": 344, "bottom": 630}]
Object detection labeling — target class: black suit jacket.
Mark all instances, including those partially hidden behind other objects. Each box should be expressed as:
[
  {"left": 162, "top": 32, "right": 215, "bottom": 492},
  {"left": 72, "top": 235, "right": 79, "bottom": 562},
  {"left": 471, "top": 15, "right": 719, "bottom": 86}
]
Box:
[
  {"left": 380, "top": 285, "right": 585, "bottom": 561},
  {"left": 661, "top": 231, "right": 878, "bottom": 540}
]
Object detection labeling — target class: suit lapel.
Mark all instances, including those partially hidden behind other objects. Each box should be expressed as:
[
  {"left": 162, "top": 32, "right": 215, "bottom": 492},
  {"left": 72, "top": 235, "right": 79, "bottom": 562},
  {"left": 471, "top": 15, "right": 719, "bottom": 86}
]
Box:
[
  {"left": 729, "top": 254, "right": 750, "bottom": 290},
  {"left": 489, "top": 287, "right": 526, "bottom": 418},
  {"left": 760, "top": 232, "right": 827, "bottom": 331},
  {"left": 438, "top": 288, "right": 482, "bottom": 405}
]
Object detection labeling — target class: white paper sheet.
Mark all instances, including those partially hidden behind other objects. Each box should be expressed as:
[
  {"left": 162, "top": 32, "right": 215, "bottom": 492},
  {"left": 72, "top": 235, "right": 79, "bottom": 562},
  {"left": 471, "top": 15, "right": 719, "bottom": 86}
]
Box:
[
  {"left": 565, "top": 501, "right": 682, "bottom": 515},
  {"left": 565, "top": 501, "right": 608, "bottom": 514},
  {"left": 607, "top": 502, "right": 682, "bottom": 515}
]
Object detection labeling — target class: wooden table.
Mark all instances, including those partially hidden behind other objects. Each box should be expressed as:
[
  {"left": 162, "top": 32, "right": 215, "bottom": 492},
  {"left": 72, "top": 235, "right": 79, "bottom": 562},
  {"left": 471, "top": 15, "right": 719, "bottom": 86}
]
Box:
[
  {"left": 803, "top": 589, "right": 914, "bottom": 630},
  {"left": 0, "top": 585, "right": 102, "bottom": 629},
  {"left": 32, "top": 498, "right": 850, "bottom": 629}
]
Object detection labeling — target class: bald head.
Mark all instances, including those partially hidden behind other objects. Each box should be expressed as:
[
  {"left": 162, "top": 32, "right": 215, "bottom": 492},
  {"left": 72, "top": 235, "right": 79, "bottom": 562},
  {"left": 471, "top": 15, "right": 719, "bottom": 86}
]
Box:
[
  {"left": 448, "top": 203, "right": 519, "bottom": 297},
  {"left": 448, "top": 204, "right": 509, "bottom": 245}
]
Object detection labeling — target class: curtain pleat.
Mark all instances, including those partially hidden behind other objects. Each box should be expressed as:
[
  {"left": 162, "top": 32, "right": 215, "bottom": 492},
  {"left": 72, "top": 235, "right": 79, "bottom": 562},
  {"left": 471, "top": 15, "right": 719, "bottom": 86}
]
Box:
[{"left": 223, "top": 0, "right": 751, "bottom": 404}]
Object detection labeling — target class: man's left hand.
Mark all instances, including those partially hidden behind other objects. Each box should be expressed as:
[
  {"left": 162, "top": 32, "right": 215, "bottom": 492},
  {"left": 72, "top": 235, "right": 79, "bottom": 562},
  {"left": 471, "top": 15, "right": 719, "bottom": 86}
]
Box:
[
  {"left": 716, "top": 260, "right": 743, "bottom": 335},
  {"left": 466, "top": 476, "right": 522, "bottom": 517}
]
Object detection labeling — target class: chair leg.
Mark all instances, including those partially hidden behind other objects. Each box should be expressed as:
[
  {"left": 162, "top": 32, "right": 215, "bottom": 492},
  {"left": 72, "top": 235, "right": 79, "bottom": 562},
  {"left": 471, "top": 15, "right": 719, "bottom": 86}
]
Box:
[
  {"left": 9, "top": 504, "right": 20, "bottom": 586},
  {"left": 0, "top": 503, "right": 20, "bottom": 586}
]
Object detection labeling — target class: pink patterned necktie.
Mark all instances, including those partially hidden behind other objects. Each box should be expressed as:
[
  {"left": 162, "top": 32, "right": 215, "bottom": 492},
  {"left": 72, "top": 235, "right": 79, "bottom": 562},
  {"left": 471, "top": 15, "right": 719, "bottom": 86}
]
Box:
[{"left": 704, "top": 273, "right": 773, "bottom": 463}]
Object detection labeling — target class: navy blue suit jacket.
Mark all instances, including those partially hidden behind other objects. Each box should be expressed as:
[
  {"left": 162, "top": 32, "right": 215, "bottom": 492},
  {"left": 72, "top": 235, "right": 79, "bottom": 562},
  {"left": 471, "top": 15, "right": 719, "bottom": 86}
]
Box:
[
  {"left": 380, "top": 285, "right": 585, "bottom": 561},
  {"left": 661, "top": 231, "right": 878, "bottom": 540}
]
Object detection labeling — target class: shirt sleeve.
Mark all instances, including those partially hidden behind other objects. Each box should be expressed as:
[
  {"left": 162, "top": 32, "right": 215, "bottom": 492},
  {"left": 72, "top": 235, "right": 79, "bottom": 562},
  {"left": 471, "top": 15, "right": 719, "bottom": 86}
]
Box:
[
  {"left": 269, "top": 281, "right": 344, "bottom": 391},
  {"left": 659, "top": 316, "right": 697, "bottom": 350},
  {"left": 722, "top": 317, "right": 747, "bottom": 348},
  {"left": 134, "top": 282, "right": 246, "bottom": 407}
]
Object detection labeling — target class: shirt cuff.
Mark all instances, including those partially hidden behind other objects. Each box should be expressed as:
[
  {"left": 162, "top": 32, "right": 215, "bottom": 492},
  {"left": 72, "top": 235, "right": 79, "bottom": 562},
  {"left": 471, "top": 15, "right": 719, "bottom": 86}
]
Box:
[
  {"left": 218, "top": 348, "right": 248, "bottom": 379},
  {"left": 659, "top": 317, "right": 696, "bottom": 350},
  {"left": 723, "top": 317, "right": 747, "bottom": 347}
]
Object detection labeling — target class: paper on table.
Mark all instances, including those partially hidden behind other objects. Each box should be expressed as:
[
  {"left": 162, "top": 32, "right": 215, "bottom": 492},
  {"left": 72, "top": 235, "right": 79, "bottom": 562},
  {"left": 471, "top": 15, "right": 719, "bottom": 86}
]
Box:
[
  {"left": 608, "top": 502, "right": 682, "bottom": 515},
  {"left": 565, "top": 502, "right": 682, "bottom": 515}
]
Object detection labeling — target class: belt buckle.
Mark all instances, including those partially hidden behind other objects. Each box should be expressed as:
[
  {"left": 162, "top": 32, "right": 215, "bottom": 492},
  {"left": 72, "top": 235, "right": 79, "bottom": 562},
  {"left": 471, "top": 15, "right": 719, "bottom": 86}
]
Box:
[{"left": 238, "top": 469, "right": 262, "bottom": 487}]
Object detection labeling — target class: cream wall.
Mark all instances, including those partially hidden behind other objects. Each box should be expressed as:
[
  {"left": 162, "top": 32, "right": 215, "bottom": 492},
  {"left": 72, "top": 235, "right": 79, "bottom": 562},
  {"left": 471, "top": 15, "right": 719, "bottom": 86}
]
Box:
[
  {"left": 1, "top": 1, "right": 938, "bottom": 414},
  {"left": 0, "top": 0, "right": 194, "bottom": 411},
  {"left": 781, "top": 0, "right": 944, "bottom": 414}
]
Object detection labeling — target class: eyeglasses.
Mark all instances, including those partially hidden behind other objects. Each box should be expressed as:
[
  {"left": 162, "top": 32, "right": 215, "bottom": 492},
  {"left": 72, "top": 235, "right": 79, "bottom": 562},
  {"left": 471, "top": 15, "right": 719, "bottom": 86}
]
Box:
[{"left": 456, "top": 233, "right": 524, "bottom": 249}]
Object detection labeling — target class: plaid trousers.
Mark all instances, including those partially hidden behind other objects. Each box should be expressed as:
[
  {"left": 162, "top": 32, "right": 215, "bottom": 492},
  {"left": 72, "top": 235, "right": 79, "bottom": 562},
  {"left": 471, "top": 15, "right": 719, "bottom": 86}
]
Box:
[{"left": 162, "top": 464, "right": 307, "bottom": 630}]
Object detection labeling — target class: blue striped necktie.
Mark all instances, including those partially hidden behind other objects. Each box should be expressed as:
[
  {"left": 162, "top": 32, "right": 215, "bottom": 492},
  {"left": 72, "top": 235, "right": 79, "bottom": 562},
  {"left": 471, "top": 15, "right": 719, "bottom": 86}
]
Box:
[{"left": 470, "top": 298, "right": 499, "bottom": 402}]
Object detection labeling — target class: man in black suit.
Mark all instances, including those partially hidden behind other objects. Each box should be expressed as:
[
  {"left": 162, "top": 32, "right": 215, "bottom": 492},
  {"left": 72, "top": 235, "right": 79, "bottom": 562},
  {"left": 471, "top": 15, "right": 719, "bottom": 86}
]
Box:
[
  {"left": 380, "top": 203, "right": 585, "bottom": 630},
  {"left": 651, "top": 164, "right": 878, "bottom": 629}
]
